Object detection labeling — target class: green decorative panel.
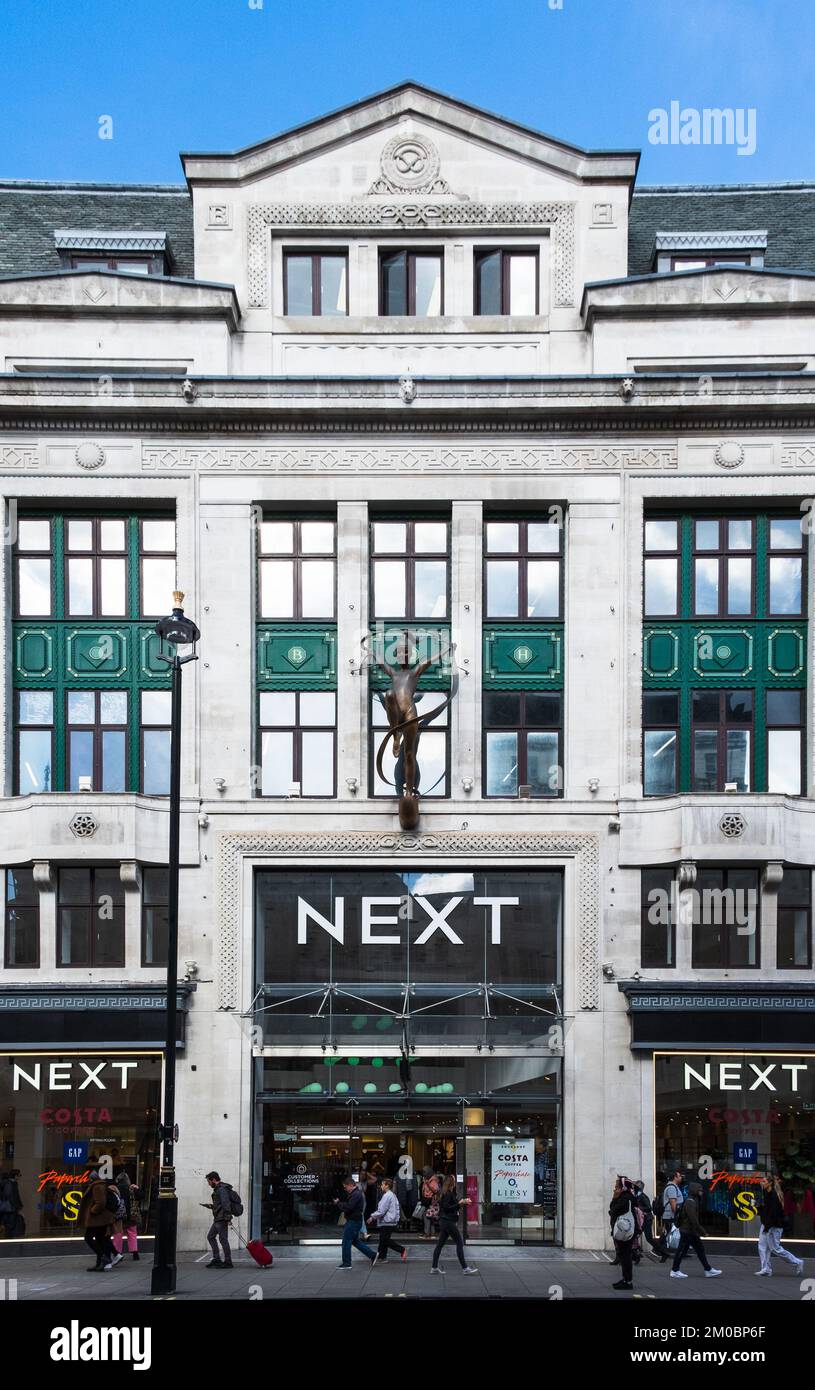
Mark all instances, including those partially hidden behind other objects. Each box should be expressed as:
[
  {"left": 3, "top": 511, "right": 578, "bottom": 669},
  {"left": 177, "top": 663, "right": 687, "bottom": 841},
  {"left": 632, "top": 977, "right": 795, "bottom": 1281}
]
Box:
[
  {"left": 484, "top": 625, "right": 563, "bottom": 689},
  {"left": 66, "top": 626, "right": 128, "bottom": 679},
  {"left": 693, "top": 627, "right": 754, "bottom": 679},
  {"left": 15, "top": 627, "right": 55, "bottom": 680},
  {"left": 767, "top": 627, "right": 805, "bottom": 679},
  {"left": 258, "top": 624, "right": 337, "bottom": 689},
  {"left": 138, "top": 627, "right": 173, "bottom": 681},
  {"left": 368, "top": 624, "right": 451, "bottom": 691},
  {"left": 643, "top": 628, "right": 679, "bottom": 679}
]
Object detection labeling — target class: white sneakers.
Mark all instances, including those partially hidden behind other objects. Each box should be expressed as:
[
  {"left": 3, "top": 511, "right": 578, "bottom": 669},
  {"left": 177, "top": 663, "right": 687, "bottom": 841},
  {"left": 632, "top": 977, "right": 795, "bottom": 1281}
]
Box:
[
  {"left": 669, "top": 1270, "right": 688, "bottom": 1279},
  {"left": 430, "top": 1264, "right": 478, "bottom": 1275},
  {"left": 755, "top": 1268, "right": 771, "bottom": 1276},
  {"left": 705, "top": 1269, "right": 722, "bottom": 1278},
  {"left": 463, "top": 1266, "right": 479, "bottom": 1275},
  {"left": 430, "top": 1266, "right": 445, "bottom": 1274}
]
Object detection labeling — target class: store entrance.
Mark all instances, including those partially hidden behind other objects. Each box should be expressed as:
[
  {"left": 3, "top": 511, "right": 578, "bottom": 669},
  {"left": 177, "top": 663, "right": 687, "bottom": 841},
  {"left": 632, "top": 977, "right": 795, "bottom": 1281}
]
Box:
[{"left": 257, "top": 1100, "right": 560, "bottom": 1245}]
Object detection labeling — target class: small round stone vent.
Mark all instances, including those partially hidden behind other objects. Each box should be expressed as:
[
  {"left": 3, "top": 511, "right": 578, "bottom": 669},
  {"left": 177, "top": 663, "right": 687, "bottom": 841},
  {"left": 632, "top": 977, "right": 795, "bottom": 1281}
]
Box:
[
  {"left": 719, "top": 812, "right": 746, "bottom": 838},
  {"left": 714, "top": 441, "right": 744, "bottom": 470},
  {"left": 69, "top": 812, "right": 98, "bottom": 838},
  {"left": 75, "top": 442, "right": 106, "bottom": 470}
]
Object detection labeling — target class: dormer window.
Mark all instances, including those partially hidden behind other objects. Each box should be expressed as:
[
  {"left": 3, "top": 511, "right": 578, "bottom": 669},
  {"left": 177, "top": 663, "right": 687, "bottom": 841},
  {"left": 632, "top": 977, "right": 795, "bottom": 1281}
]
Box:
[
  {"left": 475, "top": 248, "right": 539, "bottom": 315},
  {"left": 653, "top": 230, "right": 766, "bottom": 273},
  {"left": 54, "top": 230, "right": 168, "bottom": 276},
  {"left": 379, "top": 249, "right": 443, "bottom": 316}
]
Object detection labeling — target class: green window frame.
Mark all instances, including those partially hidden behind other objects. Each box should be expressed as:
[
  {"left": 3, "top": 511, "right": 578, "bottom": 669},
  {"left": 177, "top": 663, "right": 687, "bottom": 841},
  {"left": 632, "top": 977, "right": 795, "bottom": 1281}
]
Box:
[
  {"left": 13, "top": 512, "right": 175, "bottom": 794},
  {"left": 643, "top": 511, "right": 807, "bottom": 796}
]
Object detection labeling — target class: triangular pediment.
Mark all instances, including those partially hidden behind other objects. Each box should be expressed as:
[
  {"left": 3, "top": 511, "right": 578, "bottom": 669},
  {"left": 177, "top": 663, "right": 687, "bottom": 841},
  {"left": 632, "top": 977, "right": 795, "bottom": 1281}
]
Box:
[{"left": 181, "top": 81, "right": 639, "bottom": 196}]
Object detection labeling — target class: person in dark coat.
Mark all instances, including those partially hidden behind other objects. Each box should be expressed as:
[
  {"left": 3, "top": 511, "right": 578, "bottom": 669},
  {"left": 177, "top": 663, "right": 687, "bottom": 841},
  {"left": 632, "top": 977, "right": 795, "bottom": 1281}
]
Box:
[
  {"left": 609, "top": 1176, "right": 637, "bottom": 1290},
  {"left": 430, "top": 1175, "right": 478, "bottom": 1275},
  {"left": 333, "top": 1176, "right": 377, "bottom": 1268},
  {"left": 669, "top": 1181, "right": 722, "bottom": 1280},
  {"left": 78, "top": 1172, "right": 118, "bottom": 1271},
  {"left": 756, "top": 1175, "right": 804, "bottom": 1277},
  {"left": 634, "top": 1179, "right": 667, "bottom": 1262}
]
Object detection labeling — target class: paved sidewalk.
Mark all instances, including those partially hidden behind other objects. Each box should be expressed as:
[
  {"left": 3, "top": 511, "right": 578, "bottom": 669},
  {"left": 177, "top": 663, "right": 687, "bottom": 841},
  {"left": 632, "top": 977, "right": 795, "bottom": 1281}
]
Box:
[{"left": 1, "top": 1247, "right": 808, "bottom": 1300}]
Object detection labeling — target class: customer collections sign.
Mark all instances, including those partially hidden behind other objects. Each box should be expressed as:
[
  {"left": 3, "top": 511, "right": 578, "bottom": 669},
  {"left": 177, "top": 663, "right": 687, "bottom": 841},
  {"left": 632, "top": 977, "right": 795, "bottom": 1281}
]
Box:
[{"left": 490, "top": 1138, "right": 534, "bottom": 1203}]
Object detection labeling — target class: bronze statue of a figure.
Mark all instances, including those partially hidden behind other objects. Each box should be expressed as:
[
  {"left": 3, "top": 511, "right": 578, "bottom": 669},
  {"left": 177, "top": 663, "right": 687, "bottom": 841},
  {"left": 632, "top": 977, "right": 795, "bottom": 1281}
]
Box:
[{"left": 366, "top": 629, "right": 456, "bottom": 830}]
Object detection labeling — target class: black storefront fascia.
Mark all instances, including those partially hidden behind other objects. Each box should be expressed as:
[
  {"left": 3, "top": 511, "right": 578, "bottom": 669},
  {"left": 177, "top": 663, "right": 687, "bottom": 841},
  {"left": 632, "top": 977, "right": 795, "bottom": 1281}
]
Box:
[
  {"left": 618, "top": 981, "right": 815, "bottom": 1050},
  {"left": 0, "top": 983, "right": 194, "bottom": 1049}
]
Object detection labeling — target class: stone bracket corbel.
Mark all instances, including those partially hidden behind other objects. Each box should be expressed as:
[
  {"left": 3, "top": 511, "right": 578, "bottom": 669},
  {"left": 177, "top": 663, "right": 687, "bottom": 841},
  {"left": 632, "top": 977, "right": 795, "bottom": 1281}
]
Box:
[
  {"left": 677, "top": 860, "right": 697, "bottom": 890},
  {"left": 120, "top": 862, "right": 143, "bottom": 893},
  {"left": 762, "top": 862, "right": 784, "bottom": 893},
  {"left": 32, "top": 861, "right": 54, "bottom": 892}
]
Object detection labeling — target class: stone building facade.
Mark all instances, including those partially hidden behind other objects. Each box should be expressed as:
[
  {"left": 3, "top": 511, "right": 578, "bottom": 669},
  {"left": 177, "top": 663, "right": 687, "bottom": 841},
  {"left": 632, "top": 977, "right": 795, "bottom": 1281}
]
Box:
[{"left": 1, "top": 83, "right": 814, "bottom": 1253}]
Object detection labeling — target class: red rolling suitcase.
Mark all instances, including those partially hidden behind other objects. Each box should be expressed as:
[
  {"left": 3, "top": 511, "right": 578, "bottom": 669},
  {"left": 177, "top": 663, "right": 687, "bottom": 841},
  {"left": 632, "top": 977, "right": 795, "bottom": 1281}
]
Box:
[{"left": 246, "top": 1238, "right": 274, "bottom": 1268}]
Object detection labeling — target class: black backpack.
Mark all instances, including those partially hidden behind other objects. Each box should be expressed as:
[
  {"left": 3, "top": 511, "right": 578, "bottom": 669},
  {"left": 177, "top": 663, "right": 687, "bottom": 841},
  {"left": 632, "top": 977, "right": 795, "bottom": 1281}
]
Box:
[{"left": 224, "top": 1184, "right": 244, "bottom": 1218}]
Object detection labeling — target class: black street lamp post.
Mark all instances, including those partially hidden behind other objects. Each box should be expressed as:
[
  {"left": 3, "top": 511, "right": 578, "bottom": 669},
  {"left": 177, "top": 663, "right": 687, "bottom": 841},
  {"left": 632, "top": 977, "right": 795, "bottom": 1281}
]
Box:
[{"left": 151, "top": 591, "right": 200, "bottom": 1297}]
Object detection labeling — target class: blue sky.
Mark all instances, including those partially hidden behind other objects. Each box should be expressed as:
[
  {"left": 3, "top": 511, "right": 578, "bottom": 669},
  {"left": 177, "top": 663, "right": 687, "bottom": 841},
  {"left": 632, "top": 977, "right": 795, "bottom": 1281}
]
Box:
[{"left": 0, "top": 0, "right": 809, "bottom": 185}]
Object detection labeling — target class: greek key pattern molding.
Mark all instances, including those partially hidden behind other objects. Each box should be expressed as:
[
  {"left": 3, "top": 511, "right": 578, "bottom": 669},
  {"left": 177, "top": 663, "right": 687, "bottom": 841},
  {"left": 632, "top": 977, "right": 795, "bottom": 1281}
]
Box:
[
  {"left": 143, "top": 443, "right": 678, "bottom": 474},
  {"left": 246, "top": 201, "right": 576, "bottom": 308},
  {"left": 0, "top": 446, "right": 39, "bottom": 470},
  {"left": 216, "top": 829, "right": 600, "bottom": 1013}
]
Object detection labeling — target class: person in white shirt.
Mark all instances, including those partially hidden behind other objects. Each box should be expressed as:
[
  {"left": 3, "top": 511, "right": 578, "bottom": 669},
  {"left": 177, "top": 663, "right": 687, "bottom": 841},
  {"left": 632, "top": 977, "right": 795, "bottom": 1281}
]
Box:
[{"left": 368, "top": 1178, "right": 408, "bottom": 1264}]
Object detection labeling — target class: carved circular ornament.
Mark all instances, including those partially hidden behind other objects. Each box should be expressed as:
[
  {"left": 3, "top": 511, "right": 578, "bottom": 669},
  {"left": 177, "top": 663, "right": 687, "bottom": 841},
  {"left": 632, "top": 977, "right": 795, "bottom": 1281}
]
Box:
[
  {"left": 69, "top": 812, "right": 98, "bottom": 838},
  {"left": 75, "top": 442, "right": 106, "bottom": 470},
  {"left": 714, "top": 441, "right": 745, "bottom": 470},
  {"left": 380, "top": 133, "right": 441, "bottom": 190},
  {"left": 719, "top": 812, "right": 747, "bottom": 839}
]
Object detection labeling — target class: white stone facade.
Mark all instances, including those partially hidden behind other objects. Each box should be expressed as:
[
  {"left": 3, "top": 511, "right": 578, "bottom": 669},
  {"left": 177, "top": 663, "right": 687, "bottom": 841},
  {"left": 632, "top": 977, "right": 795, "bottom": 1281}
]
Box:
[{"left": 1, "top": 85, "right": 814, "bottom": 1252}]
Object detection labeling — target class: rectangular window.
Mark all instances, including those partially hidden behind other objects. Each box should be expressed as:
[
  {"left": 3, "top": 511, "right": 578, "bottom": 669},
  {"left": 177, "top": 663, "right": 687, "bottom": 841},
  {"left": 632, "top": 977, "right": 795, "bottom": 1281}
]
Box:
[
  {"left": 371, "top": 518, "right": 449, "bottom": 620},
  {"left": 4, "top": 867, "right": 39, "bottom": 968},
  {"left": 691, "top": 867, "right": 760, "bottom": 968},
  {"left": 17, "top": 690, "right": 54, "bottom": 794},
  {"left": 483, "top": 692, "right": 561, "bottom": 798},
  {"left": 777, "top": 867, "right": 812, "bottom": 969},
  {"left": 258, "top": 691, "right": 336, "bottom": 797},
  {"left": 691, "top": 517, "right": 755, "bottom": 618},
  {"left": 258, "top": 517, "right": 336, "bottom": 620},
  {"left": 766, "top": 688, "right": 803, "bottom": 795},
  {"left": 768, "top": 516, "right": 803, "bottom": 615},
  {"left": 379, "top": 250, "right": 443, "bottom": 316},
  {"left": 69, "top": 254, "right": 157, "bottom": 275},
  {"left": 141, "top": 690, "right": 172, "bottom": 795},
  {"left": 692, "top": 689, "right": 753, "bottom": 793},
  {"left": 640, "top": 868, "right": 675, "bottom": 968},
  {"left": 15, "top": 516, "right": 53, "bottom": 617},
  {"left": 57, "top": 866, "right": 125, "bottom": 968},
  {"left": 643, "top": 518, "right": 679, "bottom": 617},
  {"left": 15, "top": 513, "right": 176, "bottom": 620},
  {"left": 670, "top": 254, "right": 751, "bottom": 270},
  {"left": 474, "top": 249, "right": 539, "bottom": 314},
  {"left": 484, "top": 517, "right": 561, "bottom": 620},
  {"left": 371, "top": 691, "right": 448, "bottom": 798},
  {"left": 142, "top": 866, "right": 169, "bottom": 967},
  {"left": 283, "top": 251, "right": 348, "bottom": 316},
  {"left": 642, "top": 692, "right": 679, "bottom": 795},
  {"left": 66, "top": 690, "right": 128, "bottom": 792}
]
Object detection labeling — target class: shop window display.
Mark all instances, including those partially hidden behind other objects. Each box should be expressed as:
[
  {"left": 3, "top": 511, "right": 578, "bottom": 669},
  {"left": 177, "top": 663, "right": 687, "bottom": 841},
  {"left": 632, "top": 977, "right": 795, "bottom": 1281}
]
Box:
[
  {"left": 0, "top": 1052, "right": 162, "bottom": 1241},
  {"left": 654, "top": 1051, "right": 815, "bottom": 1241}
]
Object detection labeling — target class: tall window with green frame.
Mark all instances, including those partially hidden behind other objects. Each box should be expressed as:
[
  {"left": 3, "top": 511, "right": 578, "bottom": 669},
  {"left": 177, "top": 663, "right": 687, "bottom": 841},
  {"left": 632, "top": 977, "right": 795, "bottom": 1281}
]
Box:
[
  {"left": 642, "top": 512, "right": 806, "bottom": 795},
  {"left": 256, "top": 515, "right": 337, "bottom": 796},
  {"left": 13, "top": 513, "right": 175, "bottom": 794},
  {"left": 482, "top": 515, "right": 564, "bottom": 797}
]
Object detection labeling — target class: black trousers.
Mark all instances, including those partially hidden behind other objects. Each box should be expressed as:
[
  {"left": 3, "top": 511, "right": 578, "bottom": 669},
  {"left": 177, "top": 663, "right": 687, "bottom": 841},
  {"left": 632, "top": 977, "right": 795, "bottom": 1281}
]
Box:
[
  {"left": 432, "top": 1219, "right": 467, "bottom": 1269},
  {"left": 672, "top": 1231, "right": 711, "bottom": 1272},
  {"left": 376, "top": 1227, "right": 406, "bottom": 1260},
  {"left": 613, "top": 1237, "right": 633, "bottom": 1282},
  {"left": 84, "top": 1228, "right": 114, "bottom": 1264}
]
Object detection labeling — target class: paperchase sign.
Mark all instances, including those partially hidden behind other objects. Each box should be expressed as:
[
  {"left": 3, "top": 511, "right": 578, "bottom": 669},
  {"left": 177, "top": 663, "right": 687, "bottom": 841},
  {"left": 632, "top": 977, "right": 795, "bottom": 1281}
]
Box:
[{"left": 490, "top": 1138, "right": 534, "bottom": 1203}]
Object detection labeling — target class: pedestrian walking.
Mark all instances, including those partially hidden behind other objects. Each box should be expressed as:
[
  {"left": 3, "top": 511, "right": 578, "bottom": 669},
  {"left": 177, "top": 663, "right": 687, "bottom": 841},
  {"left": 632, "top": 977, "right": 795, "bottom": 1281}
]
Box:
[
  {"left": 669, "top": 1181, "right": 722, "bottom": 1280},
  {"left": 660, "top": 1168, "right": 685, "bottom": 1250},
  {"left": 0, "top": 1170, "right": 24, "bottom": 1239},
  {"left": 333, "top": 1175, "right": 377, "bottom": 1268},
  {"left": 368, "top": 1177, "right": 408, "bottom": 1263},
  {"left": 609, "top": 1176, "right": 638, "bottom": 1290},
  {"left": 634, "top": 1180, "right": 667, "bottom": 1262},
  {"left": 202, "top": 1170, "right": 238, "bottom": 1269},
  {"left": 756, "top": 1175, "right": 804, "bottom": 1278},
  {"left": 420, "top": 1166, "right": 441, "bottom": 1236},
  {"left": 78, "top": 1171, "right": 118, "bottom": 1272},
  {"left": 112, "top": 1169, "right": 141, "bottom": 1261},
  {"left": 430, "top": 1175, "right": 478, "bottom": 1275}
]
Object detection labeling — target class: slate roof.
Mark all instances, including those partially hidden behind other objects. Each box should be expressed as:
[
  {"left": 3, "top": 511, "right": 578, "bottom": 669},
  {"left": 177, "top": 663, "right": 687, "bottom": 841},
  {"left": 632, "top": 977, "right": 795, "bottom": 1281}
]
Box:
[
  {"left": 629, "top": 184, "right": 815, "bottom": 277},
  {"left": 0, "top": 182, "right": 194, "bottom": 278}
]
